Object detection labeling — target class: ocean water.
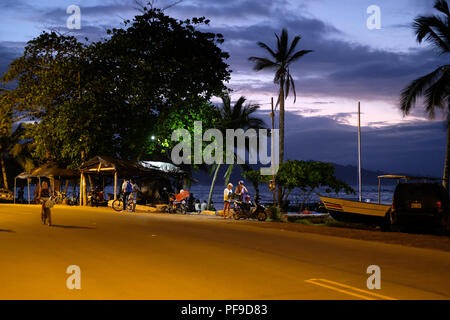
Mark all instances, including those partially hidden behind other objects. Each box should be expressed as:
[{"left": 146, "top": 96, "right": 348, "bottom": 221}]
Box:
[
  {"left": 16, "top": 182, "right": 396, "bottom": 207},
  {"left": 189, "top": 183, "right": 396, "bottom": 206}
]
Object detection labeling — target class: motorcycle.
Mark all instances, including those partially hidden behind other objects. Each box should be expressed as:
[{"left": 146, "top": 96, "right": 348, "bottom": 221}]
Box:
[
  {"left": 168, "top": 190, "right": 189, "bottom": 214},
  {"left": 233, "top": 195, "right": 270, "bottom": 221},
  {"left": 87, "top": 187, "right": 107, "bottom": 207}
]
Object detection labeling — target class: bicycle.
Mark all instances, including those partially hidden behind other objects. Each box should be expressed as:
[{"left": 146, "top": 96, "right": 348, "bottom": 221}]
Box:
[
  {"left": 41, "top": 196, "right": 56, "bottom": 226},
  {"left": 52, "top": 191, "right": 65, "bottom": 204},
  {"left": 112, "top": 192, "right": 133, "bottom": 212}
]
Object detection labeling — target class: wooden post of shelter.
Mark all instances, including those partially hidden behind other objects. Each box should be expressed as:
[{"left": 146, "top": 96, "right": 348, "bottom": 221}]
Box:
[
  {"left": 114, "top": 171, "right": 118, "bottom": 200},
  {"left": 83, "top": 173, "right": 87, "bottom": 206},
  {"left": 27, "top": 178, "right": 30, "bottom": 204},
  {"left": 79, "top": 173, "right": 83, "bottom": 206}
]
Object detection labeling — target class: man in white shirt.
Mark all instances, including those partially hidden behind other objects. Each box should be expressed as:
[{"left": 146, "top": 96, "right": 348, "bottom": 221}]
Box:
[
  {"left": 223, "top": 183, "right": 233, "bottom": 219},
  {"left": 121, "top": 179, "right": 130, "bottom": 212}
]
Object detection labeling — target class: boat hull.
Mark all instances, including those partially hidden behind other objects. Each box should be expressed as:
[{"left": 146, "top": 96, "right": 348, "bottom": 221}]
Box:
[{"left": 319, "top": 196, "right": 391, "bottom": 225}]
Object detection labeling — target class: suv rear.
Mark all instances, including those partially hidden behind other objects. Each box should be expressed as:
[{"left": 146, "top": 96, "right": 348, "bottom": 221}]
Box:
[{"left": 390, "top": 183, "right": 449, "bottom": 233}]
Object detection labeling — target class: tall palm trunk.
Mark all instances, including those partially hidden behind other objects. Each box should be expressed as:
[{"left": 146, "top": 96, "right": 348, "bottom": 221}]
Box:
[
  {"left": 444, "top": 108, "right": 450, "bottom": 192},
  {"left": 0, "top": 153, "right": 8, "bottom": 190},
  {"left": 277, "top": 80, "right": 285, "bottom": 205},
  {"left": 207, "top": 163, "right": 221, "bottom": 210}
]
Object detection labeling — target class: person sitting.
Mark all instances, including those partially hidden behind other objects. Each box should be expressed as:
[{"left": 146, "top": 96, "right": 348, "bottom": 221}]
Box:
[
  {"left": 194, "top": 199, "right": 201, "bottom": 213},
  {"left": 201, "top": 200, "right": 207, "bottom": 212}
]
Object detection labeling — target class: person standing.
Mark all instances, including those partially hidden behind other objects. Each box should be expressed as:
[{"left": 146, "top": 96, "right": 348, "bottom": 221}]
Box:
[
  {"left": 121, "top": 179, "right": 131, "bottom": 212},
  {"left": 130, "top": 179, "right": 140, "bottom": 212},
  {"left": 223, "top": 183, "right": 233, "bottom": 219},
  {"left": 235, "top": 180, "right": 248, "bottom": 201}
]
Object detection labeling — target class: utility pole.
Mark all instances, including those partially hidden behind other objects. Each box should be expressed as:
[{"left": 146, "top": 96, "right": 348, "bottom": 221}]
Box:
[{"left": 358, "top": 102, "right": 362, "bottom": 202}]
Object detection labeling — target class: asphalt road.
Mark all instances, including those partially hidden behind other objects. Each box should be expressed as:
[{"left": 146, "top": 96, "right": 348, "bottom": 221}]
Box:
[{"left": 0, "top": 204, "right": 449, "bottom": 300}]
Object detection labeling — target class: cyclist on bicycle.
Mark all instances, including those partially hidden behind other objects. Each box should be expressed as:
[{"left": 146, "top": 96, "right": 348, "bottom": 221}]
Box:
[{"left": 38, "top": 181, "right": 53, "bottom": 226}]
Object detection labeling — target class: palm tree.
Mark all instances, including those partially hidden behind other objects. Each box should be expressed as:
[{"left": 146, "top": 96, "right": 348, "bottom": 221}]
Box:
[
  {"left": 206, "top": 94, "right": 265, "bottom": 209},
  {"left": 400, "top": 0, "right": 450, "bottom": 189},
  {"left": 249, "top": 28, "right": 312, "bottom": 203},
  {"left": 0, "top": 124, "right": 35, "bottom": 190}
]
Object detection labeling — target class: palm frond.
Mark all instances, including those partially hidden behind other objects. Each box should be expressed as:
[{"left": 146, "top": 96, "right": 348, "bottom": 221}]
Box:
[
  {"left": 248, "top": 57, "right": 278, "bottom": 71},
  {"left": 435, "top": 0, "right": 450, "bottom": 16},
  {"left": 257, "top": 41, "right": 277, "bottom": 59},
  {"left": 289, "top": 73, "right": 297, "bottom": 103},
  {"left": 223, "top": 163, "right": 234, "bottom": 185},
  {"left": 423, "top": 66, "right": 450, "bottom": 118},
  {"left": 400, "top": 65, "right": 446, "bottom": 115},
  {"left": 279, "top": 28, "right": 289, "bottom": 58},
  {"left": 414, "top": 16, "right": 450, "bottom": 53},
  {"left": 288, "top": 49, "right": 313, "bottom": 64},
  {"left": 287, "top": 36, "right": 301, "bottom": 57},
  {"left": 285, "top": 69, "right": 291, "bottom": 99}
]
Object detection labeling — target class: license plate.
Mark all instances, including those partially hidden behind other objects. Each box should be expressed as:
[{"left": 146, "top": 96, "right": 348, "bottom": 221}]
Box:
[{"left": 411, "top": 203, "right": 422, "bottom": 209}]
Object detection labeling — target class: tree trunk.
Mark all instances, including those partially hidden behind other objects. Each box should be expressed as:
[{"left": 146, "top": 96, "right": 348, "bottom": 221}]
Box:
[
  {"left": 0, "top": 153, "right": 8, "bottom": 190},
  {"left": 207, "top": 163, "right": 221, "bottom": 210},
  {"left": 277, "top": 81, "right": 285, "bottom": 205},
  {"left": 443, "top": 111, "right": 450, "bottom": 192}
]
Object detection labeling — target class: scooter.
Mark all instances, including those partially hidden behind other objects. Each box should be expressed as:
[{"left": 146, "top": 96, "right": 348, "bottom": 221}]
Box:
[
  {"left": 233, "top": 196, "right": 269, "bottom": 221},
  {"left": 87, "top": 187, "right": 107, "bottom": 207},
  {"left": 168, "top": 193, "right": 187, "bottom": 214}
]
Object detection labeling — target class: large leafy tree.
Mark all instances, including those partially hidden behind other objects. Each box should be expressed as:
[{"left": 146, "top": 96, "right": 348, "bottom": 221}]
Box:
[
  {"left": 276, "top": 160, "right": 354, "bottom": 210},
  {"left": 249, "top": 28, "right": 312, "bottom": 203},
  {"left": 99, "top": 8, "right": 230, "bottom": 112},
  {"left": 1, "top": 8, "right": 231, "bottom": 169},
  {"left": 400, "top": 0, "right": 450, "bottom": 189}
]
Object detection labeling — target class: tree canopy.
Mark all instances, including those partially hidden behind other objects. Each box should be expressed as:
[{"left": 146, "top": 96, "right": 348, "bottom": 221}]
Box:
[
  {"left": 276, "top": 160, "right": 354, "bottom": 205},
  {"left": 0, "top": 7, "right": 231, "bottom": 170}
]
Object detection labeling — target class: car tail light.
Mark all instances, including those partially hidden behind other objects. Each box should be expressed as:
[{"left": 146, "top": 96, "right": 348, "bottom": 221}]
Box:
[{"left": 436, "top": 201, "right": 442, "bottom": 212}]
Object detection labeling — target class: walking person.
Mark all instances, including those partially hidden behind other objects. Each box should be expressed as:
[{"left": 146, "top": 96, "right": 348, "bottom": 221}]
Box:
[
  {"left": 38, "top": 181, "right": 53, "bottom": 226},
  {"left": 121, "top": 178, "right": 132, "bottom": 212},
  {"left": 223, "top": 183, "right": 233, "bottom": 219},
  {"left": 129, "top": 178, "right": 140, "bottom": 212}
]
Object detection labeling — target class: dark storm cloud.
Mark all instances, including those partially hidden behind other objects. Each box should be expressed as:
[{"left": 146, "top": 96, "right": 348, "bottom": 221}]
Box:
[
  {"left": 206, "top": 15, "right": 444, "bottom": 102},
  {"left": 280, "top": 110, "right": 446, "bottom": 176}
]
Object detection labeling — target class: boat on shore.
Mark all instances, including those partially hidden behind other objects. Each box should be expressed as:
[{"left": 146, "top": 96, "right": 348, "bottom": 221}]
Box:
[
  {"left": 318, "top": 103, "right": 392, "bottom": 226},
  {"left": 319, "top": 195, "right": 390, "bottom": 225}
]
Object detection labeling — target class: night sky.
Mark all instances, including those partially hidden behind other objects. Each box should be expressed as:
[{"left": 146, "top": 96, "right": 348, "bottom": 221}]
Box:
[{"left": 1, "top": 0, "right": 447, "bottom": 176}]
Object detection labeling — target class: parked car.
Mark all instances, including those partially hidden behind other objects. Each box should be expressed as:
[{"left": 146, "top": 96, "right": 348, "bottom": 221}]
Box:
[
  {"left": 0, "top": 188, "right": 14, "bottom": 202},
  {"left": 389, "top": 183, "right": 449, "bottom": 234}
]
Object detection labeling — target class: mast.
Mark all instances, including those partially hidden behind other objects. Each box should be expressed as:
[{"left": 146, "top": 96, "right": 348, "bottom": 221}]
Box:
[{"left": 358, "top": 101, "right": 362, "bottom": 202}]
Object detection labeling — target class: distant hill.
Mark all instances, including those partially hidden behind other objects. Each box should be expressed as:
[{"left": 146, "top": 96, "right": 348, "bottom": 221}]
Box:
[{"left": 192, "top": 162, "right": 390, "bottom": 187}]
